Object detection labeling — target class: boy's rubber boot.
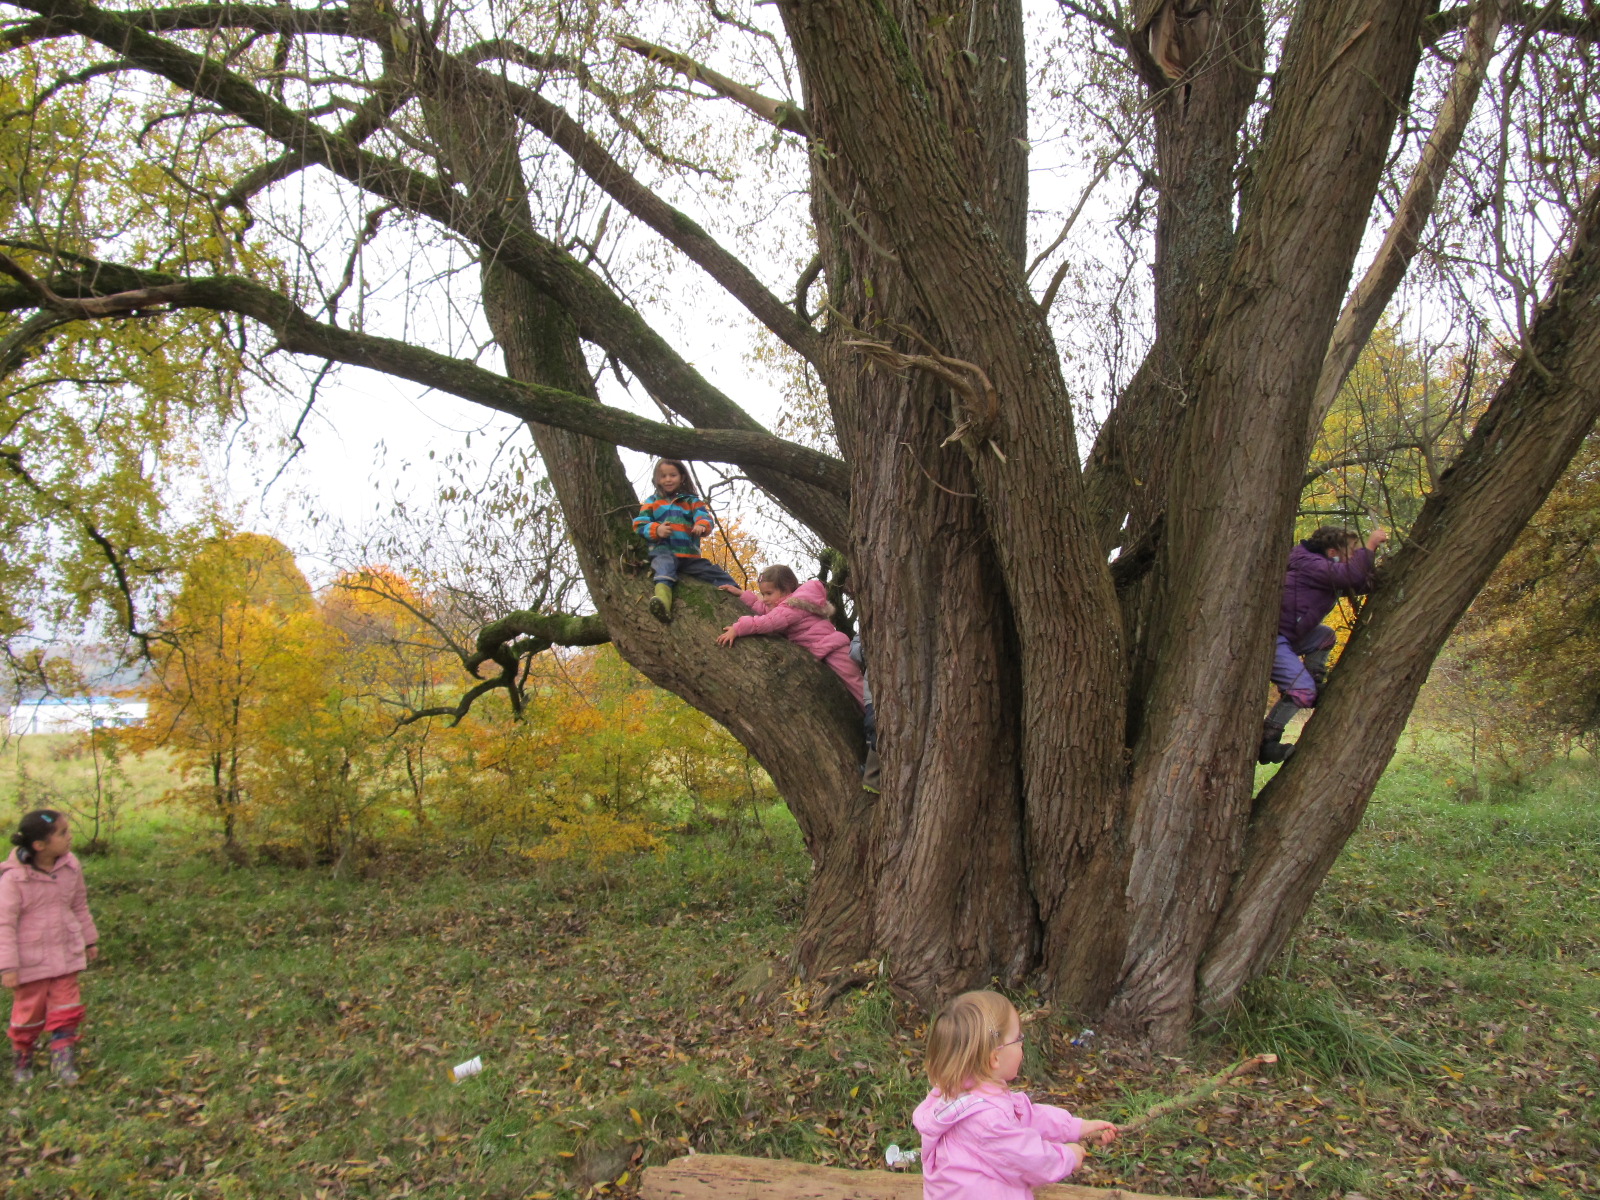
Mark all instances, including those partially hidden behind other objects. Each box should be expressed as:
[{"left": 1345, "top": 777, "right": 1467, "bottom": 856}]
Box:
[
  {"left": 861, "top": 747, "right": 881, "bottom": 795},
  {"left": 1257, "top": 721, "right": 1295, "bottom": 765},
  {"left": 12, "top": 1050, "right": 32, "bottom": 1086},
  {"left": 50, "top": 1041, "right": 78, "bottom": 1086},
  {"left": 649, "top": 582, "right": 673, "bottom": 624}
]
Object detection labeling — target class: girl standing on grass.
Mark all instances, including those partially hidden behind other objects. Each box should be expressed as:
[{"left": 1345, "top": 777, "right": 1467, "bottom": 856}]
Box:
[
  {"left": 1, "top": 810, "right": 99, "bottom": 1086},
  {"left": 913, "top": 991, "right": 1117, "bottom": 1200},
  {"left": 714, "top": 565, "right": 865, "bottom": 709}
]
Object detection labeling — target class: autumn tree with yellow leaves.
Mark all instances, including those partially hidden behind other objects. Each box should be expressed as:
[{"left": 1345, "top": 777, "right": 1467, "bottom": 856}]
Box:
[{"left": 127, "top": 533, "right": 324, "bottom": 848}]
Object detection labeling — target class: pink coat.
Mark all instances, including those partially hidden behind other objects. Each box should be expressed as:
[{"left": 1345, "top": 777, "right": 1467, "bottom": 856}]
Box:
[
  {"left": 0, "top": 849, "right": 99, "bottom": 985},
  {"left": 913, "top": 1085, "right": 1085, "bottom": 1200},
  {"left": 731, "top": 580, "right": 865, "bottom": 709}
]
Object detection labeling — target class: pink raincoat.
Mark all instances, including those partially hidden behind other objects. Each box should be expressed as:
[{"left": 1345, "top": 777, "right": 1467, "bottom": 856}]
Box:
[
  {"left": 0, "top": 849, "right": 98, "bottom": 986},
  {"left": 730, "top": 579, "right": 865, "bottom": 709},
  {"left": 912, "top": 1085, "right": 1085, "bottom": 1200}
]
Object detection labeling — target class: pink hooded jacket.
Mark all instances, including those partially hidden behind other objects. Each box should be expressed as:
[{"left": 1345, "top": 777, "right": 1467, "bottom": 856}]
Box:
[
  {"left": 731, "top": 579, "right": 865, "bottom": 709},
  {"left": 913, "top": 1085, "right": 1084, "bottom": 1200},
  {"left": 0, "top": 849, "right": 99, "bottom": 985}
]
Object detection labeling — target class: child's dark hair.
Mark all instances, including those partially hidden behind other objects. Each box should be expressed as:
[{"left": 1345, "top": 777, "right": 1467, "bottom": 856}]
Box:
[
  {"left": 757, "top": 564, "right": 801, "bottom": 594},
  {"left": 11, "top": 809, "right": 63, "bottom": 864},
  {"left": 653, "top": 459, "right": 693, "bottom": 493},
  {"left": 1304, "top": 525, "right": 1359, "bottom": 556}
]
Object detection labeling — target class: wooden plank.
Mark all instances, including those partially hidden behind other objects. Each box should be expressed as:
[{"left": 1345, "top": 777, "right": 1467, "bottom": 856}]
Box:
[{"left": 639, "top": 1154, "right": 1209, "bottom": 1200}]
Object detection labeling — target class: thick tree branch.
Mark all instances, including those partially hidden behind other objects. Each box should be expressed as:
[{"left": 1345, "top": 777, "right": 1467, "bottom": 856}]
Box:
[
  {"left": 466, "top": 610, "right": 609, "bottom": 676},
  {"left": 0, "top": 264, "right": 852, "bottom": 493},
  {"left": 1310, "top": 0, "right": 1506, "bottom": 444},
  {"left": 398, "top": 608, "right": 610, "bottom": 727},
  {"left": 1428, "top": 1, "right": 1598, "bottom": 43},
  {"left": 220, "top": 71, "right": 411, "bottom": 210}
]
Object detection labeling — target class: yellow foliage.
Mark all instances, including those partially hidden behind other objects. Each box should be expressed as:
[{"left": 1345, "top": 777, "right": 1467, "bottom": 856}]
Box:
[
  {"left": 124, "top": 543, "right": 773, "bottom": 863},
  {"left": 698, "top": 516, "right": 763, "bottom": 589},
  {"left": 124, "top": 533, "right": 322, "bottom": 845}
]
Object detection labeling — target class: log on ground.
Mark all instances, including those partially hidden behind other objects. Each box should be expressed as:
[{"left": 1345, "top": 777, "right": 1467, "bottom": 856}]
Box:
[{"left": 639, "top": 1154, "right": 1214, "bottom": 1199}]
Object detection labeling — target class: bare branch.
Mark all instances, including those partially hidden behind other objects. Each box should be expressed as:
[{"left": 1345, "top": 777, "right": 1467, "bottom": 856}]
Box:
[
  {"left": 1309, "top": 0, "right": 1508, "bottom": 443},
  {"left": 469, "top": 61, "right": 821, "bottom": 364},
  {"left": 396, "top": 608, "right": 609, "bottom": 727},
  {"left": 615, "top": 34, "right": 811, "bottom": 136},
  {"left": 1301, "top": 443, "right": 1428, "bottom": 490},
  {"left": 5, "top": 0, "right": 835, "bottom": 512}
]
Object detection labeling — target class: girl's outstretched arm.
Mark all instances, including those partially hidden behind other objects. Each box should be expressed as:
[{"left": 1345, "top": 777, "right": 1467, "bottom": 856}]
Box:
[
  {"left": 725, "top": 605, "right": 804, "bottom": 638},
  {"left": 1018, "top": 1093, "right": 1084, "bottom": 1144}
]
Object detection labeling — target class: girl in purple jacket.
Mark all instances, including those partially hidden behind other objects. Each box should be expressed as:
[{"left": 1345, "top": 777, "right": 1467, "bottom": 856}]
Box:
[
  {"left": 1260, "top": 524, "right": 1388, "bottom": 763},
  {"left": 2, "top": 809, "right": 99, "bottom": 1086},
  {"left": 713, "top": 565, "right": 866, "bottom": 709},
  {"left": 912, "top": 991, "right": 1117, "bottom": 1200}
]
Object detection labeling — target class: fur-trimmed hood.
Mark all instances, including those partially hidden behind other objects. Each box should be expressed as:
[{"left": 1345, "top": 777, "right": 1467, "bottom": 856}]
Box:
[{"left": 778, "top": 579, "right": 834, "bottom": 618}]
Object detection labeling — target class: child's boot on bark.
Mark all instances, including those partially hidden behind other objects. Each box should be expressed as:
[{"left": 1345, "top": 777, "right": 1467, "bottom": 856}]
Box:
[
  {"left": 648, "top": 582, "right": 673, "bottom": 624},
  {"left": 1257, "top": 720, "right": 1295, "bottom": 765},
  {"left": 49, "top": 1040, "right": 78, "bottom": 1086},
  {"left": 12, "top": 1049, "right": 33, "bottom": 1086},
  {"left": 861, "top": 747, "right": 881, "bottom": 796}
]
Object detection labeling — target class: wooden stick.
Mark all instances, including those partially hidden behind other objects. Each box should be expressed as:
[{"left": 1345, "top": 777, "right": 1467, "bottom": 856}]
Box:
[{"left": 1113, "top": 1053, "right": 1278, "bottom": 1135}]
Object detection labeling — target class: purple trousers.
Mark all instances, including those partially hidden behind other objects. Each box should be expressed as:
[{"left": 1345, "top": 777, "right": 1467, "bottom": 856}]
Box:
[{"left": 1272, "top": 625, "right": 1337, "bottom": 709}]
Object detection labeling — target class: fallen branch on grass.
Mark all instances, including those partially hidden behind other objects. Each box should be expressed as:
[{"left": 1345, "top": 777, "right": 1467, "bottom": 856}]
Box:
[{"left": 1116, "top": 1053, "right": 1279, "bottom": 1135}]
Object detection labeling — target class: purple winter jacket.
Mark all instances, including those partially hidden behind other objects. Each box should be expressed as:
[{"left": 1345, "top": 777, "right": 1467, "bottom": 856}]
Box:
[
  {"left": 0, "top": 849, "right": 98, "bottom": 985},
  {"left": 1279, "top": 542, "right": 1377, "bottom": 643}
]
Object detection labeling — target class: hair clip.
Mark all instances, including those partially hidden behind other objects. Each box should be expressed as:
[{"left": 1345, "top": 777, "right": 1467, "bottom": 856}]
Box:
[{"left": 40, "top": 813, "right": 55, "bottom": 822}]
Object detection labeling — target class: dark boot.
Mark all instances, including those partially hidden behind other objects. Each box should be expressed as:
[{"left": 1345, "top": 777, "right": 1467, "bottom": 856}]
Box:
[
  {"left": 861, "top": 747, "right": 881, "bottom": 795},
  {"left": 1258, "top": 721, "right": 1296, "bottom": 765},
  {"left": 12, "top": 1049, "right": 33, "bottom": 1086}
]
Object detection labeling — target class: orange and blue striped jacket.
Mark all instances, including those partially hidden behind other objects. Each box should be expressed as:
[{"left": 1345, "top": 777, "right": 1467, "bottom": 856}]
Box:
[{"left": 633, "top": 490, "right": 712, "bottom": 558}]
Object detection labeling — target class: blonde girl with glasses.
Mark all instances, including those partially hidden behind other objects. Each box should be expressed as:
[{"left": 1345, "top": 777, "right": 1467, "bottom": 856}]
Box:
[{"left": 912, "top": 991, "right": 1116, "bottom": 1199}]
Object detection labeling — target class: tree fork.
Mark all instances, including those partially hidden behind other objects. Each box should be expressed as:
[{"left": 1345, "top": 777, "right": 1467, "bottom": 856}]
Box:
[{"left": 1199, "top": 181, "right": 1600, "bottom": 1014}]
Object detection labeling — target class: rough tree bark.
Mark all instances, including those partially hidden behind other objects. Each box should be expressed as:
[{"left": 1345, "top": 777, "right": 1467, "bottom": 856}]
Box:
[{"left": 5, "top": 0, "right": 1599, "bottom": 1048}]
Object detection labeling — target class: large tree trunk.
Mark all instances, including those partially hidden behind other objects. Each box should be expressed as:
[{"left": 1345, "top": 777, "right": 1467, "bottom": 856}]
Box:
[{"left": 783, "top": 0, "right": 1436, "bottom": 1045}]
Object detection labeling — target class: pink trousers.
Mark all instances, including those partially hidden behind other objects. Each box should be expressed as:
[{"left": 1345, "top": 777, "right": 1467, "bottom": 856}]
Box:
[{"left": 8, "top": 972, "right": 84, "bottom": 1054}]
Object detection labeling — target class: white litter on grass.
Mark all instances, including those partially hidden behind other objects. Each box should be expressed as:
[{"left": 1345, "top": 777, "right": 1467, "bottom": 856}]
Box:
[
  {"left": 885, "top": 1144, "right": 919, "bottom": 1168},
  {"left": 451, "top": 1056, "right": 484, "bottom": 1082}
]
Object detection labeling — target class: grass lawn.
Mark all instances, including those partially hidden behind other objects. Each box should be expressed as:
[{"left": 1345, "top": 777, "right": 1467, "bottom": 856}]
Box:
[{"left": 1, "top": 743, "right": 1595, "bottom": 1199}]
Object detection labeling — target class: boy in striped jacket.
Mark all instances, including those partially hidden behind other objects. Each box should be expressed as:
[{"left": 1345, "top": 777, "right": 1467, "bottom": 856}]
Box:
[{"left": 633, "top": 459, "right": 737, "bottom": 622}]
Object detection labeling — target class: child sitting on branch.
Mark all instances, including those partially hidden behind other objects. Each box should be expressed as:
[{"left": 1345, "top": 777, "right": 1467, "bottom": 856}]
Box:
[
  {"left": 634, "top": 458, "right": 737, "bottom": 623},
  {"left": 715, "top": 565, "right": 865, "bottom": 710},
  {"left": 1260, "top": 523, "right": 1387, "bottom": 764}
]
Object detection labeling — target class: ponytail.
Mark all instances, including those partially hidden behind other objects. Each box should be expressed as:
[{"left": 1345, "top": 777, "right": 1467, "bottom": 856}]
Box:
[{"left": 10, "top": 809, "right": 63, "bottom": 864}]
